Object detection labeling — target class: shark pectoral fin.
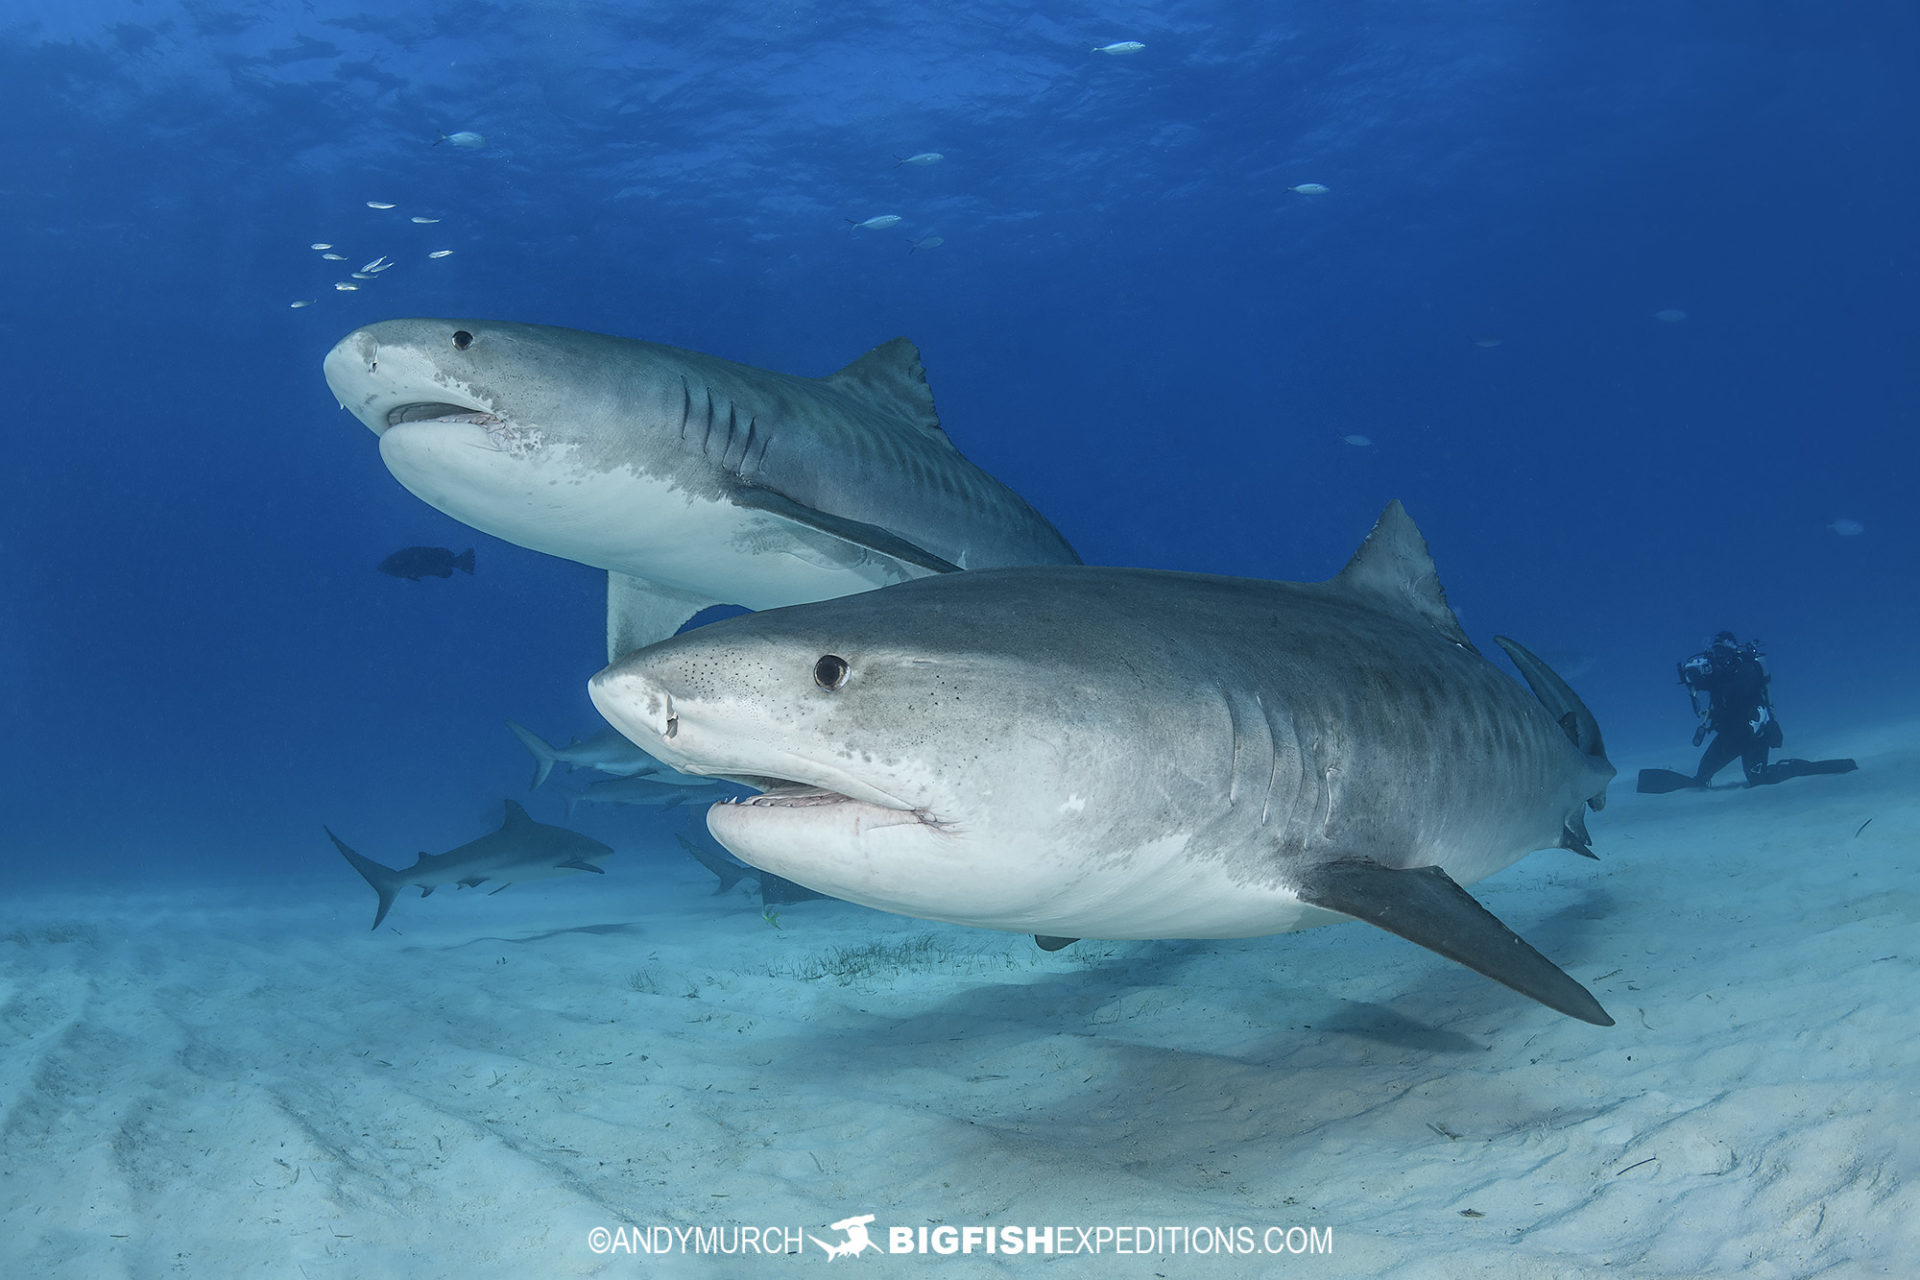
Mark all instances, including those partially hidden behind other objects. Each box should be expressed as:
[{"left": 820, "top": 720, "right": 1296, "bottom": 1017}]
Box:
[
  {"left": 487, "top": 883, "right": 513, "bottom": 896},
  {"left": 607, "top": 572, "right": 723, "bottom": 663},
  {"left": 419, "top": 886, "right": 435, "bottom": 898},
  {"left": 459, "top": 877, "right": 489, "bottom": 888},
  {"left": 1033, "top": 935, "right": 1079, "bottom": 952},
  {"left": 729, "top": 484, "right": 962, "bottom": 576},
  {"left": 1293, "top": 857, "right": 1613, "bottom": 1027},
  {"left": 559, "top": 858, "right": 606, "bottom": 875}
]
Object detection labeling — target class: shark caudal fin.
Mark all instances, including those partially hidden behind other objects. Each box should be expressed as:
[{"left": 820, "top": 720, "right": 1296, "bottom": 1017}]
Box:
[
  {"left": 453, "top": 548, "right": 475, "bottom": 574},
  {"left": 1494, "top": 636, "right": 1616, "bottom": 812},
  {"left": 504, "top": 720, "right": 561, "bottom": 790},
  {"left": 326, "top": 827, "right": 404, "bottom": 931}
]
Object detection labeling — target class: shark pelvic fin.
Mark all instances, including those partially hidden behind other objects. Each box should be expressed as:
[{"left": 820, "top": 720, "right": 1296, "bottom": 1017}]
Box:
[
  {"left": 1332, "top": 501, "right": 1476, "bottom": 652},
  {"left": 558, "top": 858, "right": 605, "bottom": 874},
  {"left": 1033, "top": 935, "right": 1079, "bottom": 952},
  {"left": 327, "top": 827, "right": 404, "bottom": 931},
  {"left": 1292, "top": 856, "right": 1612, "bottom": 1026},
  {"left": 823, "top": 337, "right": 948, "bottom": 442}
]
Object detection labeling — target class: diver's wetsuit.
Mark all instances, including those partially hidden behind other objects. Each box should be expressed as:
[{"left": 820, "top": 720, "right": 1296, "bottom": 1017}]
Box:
[
  {"left": 1636, "top": 634, "right": 1856, "bottom": 793},
  {"left": 1685, "top": 642, "right": 1779, "bottom": 785}
]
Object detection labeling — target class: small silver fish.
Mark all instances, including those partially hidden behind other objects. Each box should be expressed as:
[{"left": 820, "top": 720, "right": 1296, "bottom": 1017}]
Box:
[
  {"left": 290, "top": 300, "right": 315, "bottom": 308},
  {"left": 849, "top": 214, "right": 902, "bottom": 231},
  {"left": 1343, "top": 434, "right": 1373, "bottom": 447},
  {"left": 1827, "top": 518, "right": 1865, "bottom": 536},
  {"left": 310, "top": 242, "right": 333, "bottom": 250},
  {"left": 1654, "top": 308, "right": 1687, "bottom": 323},
  {"left": 322, "top": 253, "right": 347, "bottom": 261},
  {"left": 335, "top": 283, "right": 360, "bottom": 291},
  {"left": 1093, "top": 41, "right": 1146, "bottom": 55},
  {"left": 370, "top": 262, "right": 396, "bottom": 273},
  {"left": 360, "top": 257, "right": 388, "bottom": 272},
  {"left": 366, "top": 201, "right": 397, "bottom": 210},
  {"left": 428, "top": 249, "right": 454, "bottom": 259},
  {"left": 351, "top": 273, "right": 375, "bottom": 280},
  {"left": 1289, "top": 183, "right": 1330, "bottom": 196},
  {"left": 896, "top": 152, "right": 944, "bottom": 166},
  {"left": 436, "top": 131, "right": 488, "bottom": 149},
  {"left": 910, "top": 235, "right": 945, "bottom": 253},
  {"left": 410, "top": 216, "right": 441, "bottom": 224}
]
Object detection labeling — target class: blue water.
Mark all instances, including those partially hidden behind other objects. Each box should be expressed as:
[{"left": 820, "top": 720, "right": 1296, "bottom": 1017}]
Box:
[{"left": 4, "top": 2, "right": 1914, "bottom": 883}]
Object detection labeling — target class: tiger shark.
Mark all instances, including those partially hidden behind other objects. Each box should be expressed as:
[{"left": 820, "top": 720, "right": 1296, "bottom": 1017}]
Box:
[
  {"left": 322, "top": 320, "right": 1079, "bottom": 659},
  {"left": 588, "top": 501, "right": 1618, "bottom": 1024},
  {"left": 329, "top": 800, "right": 616, "bottom": 930}
]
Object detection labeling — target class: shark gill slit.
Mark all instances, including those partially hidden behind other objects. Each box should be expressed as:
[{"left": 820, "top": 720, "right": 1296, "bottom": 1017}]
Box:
[
  {"left": 1257, "top": 692, "right": 1280, "bottom": 827},
  {"left": 745, "top": 415, "right": 772, "bottom": 478},
  {"left": 1223, "top": 683, "right": 1244, "bottom": 806}
]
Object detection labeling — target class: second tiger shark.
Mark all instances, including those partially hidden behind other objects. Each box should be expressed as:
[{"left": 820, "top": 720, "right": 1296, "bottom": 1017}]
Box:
[{"left": 323, "top": 320, "right": 1079, "bottom": 658}]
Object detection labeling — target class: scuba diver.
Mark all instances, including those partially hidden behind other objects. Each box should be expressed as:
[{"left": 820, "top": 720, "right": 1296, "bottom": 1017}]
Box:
[{"left": 1637, "top": 631, "right": 1857, "bottom": 794}]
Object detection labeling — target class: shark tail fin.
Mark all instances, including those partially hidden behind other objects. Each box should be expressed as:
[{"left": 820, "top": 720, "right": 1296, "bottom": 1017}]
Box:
[
  {"left": 454, "top": 548, "right": 475, "bottom": 574},
  {"left": 505, "top": 720, "right": 559, "bottom": 789},
  {"left": 1494, "top": 636, "right": 1616, "bottom": 811},
  {"left": 676, "top": 833, "right": 749, "bottom": 895},
  {"left": 327, "top": 827, "right": 403, "bottom": 931}
]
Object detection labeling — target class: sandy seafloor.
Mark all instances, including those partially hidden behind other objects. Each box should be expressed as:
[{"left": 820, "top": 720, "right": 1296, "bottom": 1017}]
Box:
[{"left": 2, "top": 723, "right": 1912, "bottom": 1279}]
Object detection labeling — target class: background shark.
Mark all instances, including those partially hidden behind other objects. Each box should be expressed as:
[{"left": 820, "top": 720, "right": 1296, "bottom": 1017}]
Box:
[
  {"left": 323, "top": 320, "right": 1080, "bottom": 658},
  {"left": 504, "top": 719, "right": 665, "bottom": 788},
  {"left": 329, "top": 799, "right": 616, "bottom": 930},
  {"left": 588, "top": 502, "right": 1617, "bottom": 1024}
]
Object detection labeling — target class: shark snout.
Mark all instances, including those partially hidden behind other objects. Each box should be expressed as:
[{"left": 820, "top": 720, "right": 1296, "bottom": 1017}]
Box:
[
  {"left": 589, "top": 661, "right": 679, "bottom": 748},
  {"left": 322, "top": 329, "right": 388, "bottom": 434}
]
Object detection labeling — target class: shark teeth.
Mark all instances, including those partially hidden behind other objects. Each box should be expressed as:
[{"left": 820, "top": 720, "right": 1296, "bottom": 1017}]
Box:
[{"left": 386, "top": 402, "right": 503, "bottom": 427}]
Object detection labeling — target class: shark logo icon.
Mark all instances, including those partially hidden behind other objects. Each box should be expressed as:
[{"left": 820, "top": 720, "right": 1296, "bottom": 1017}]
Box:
[{"left": 810, "top": 1213, "right": 879, "bottom": 1260}]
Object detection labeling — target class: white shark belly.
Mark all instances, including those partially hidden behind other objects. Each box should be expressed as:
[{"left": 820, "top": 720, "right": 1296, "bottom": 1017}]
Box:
[{"left": 379, "top": 423, "right": 924, "bottom": 608}]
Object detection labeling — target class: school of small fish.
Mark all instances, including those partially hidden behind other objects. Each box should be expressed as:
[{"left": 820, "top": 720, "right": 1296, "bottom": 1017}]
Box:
[{"left": 292, "top": 196, "right": 461, "bottom": 309}]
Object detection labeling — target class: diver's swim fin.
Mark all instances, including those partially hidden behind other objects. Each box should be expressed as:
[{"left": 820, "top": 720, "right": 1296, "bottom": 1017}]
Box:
[
  {"left": 1760, "top": 758, "right": 1858, "bottom": 784},
  {"left": 1635, "top": 768, "right": 1701, "bottom": 795}
]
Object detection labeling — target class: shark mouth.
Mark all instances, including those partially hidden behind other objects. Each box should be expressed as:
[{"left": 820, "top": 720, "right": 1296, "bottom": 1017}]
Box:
[
  {"left": 713, "top": 778, "right": 940, "bottom": 828},
  {"left": 385, "top": 402, "right": 503, "bottom": 428}
]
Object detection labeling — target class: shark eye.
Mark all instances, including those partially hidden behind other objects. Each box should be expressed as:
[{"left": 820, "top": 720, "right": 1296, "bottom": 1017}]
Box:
[
  {"left": 451, "top": 330, "right": 473, "bottom": 350},
  {"left": 814, "top": 655, "right": 850, "bottom": 691}
]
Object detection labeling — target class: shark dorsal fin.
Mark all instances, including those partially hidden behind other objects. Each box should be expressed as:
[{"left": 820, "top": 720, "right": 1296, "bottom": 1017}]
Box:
[
  {"left": 825, "top": 337, "right": 949, "bottom": 444},
  {"left": 501, "top": 799, "right": 535, "bottom": 830},
  {"left": 1332, "top": 500, "right": 1475, "bottom": 651}
]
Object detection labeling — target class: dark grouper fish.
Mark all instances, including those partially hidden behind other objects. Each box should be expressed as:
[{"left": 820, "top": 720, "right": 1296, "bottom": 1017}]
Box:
[
  {"left": 589, "top": 502, "right": 1617, "bottom": 1025},
  {"left": 324, "top": 320, "right": 1079, "bottom": 659},
  {"left": 378, "top": 545, "right": 475, "bottom": 580}
]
